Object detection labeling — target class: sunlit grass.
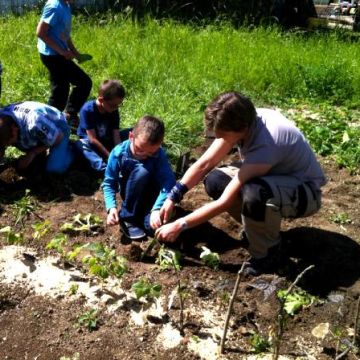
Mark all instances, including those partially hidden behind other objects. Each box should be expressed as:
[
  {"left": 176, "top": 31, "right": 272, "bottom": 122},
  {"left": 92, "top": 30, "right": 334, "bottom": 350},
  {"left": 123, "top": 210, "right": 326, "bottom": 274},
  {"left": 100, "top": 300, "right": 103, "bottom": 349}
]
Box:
[{"left": 0, "top": 13, "right": 359, "bottom": 170}]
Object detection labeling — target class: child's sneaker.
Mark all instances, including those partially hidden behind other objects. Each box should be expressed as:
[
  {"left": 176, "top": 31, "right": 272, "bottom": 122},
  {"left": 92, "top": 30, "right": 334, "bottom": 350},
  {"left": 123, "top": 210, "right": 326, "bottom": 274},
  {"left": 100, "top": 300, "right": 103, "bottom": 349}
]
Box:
[{"left": 119, "top": 219, "right": 146, "bottom": 240}]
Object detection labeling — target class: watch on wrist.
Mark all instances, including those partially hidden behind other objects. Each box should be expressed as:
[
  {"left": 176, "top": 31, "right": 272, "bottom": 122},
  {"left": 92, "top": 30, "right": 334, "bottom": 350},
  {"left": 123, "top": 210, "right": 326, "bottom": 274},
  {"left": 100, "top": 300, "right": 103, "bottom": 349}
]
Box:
[{"left": 179, "top": 218, "right": 188, "bottom": 232}]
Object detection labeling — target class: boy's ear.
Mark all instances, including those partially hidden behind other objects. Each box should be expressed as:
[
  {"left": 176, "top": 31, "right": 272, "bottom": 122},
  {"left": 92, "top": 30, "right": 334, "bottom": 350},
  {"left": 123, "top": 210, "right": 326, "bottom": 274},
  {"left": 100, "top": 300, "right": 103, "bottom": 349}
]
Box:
[{"left": 128, "top": 131, "right": 134, "bottom": 141}]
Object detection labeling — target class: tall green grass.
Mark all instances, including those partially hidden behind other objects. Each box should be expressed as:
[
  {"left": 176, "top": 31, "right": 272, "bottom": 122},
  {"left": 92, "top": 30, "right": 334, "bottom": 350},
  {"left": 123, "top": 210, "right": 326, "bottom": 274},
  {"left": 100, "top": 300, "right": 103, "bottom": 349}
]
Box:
[{"left": 0, "top": 13, "right": 359, "bottom": 169}]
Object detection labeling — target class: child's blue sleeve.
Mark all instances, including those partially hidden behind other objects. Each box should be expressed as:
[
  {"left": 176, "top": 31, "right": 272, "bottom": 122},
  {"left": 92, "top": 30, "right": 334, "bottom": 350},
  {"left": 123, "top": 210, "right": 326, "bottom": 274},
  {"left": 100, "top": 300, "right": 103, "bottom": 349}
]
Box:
[
  {"left": 41, "top": 3, "right": 59, "bottom": 26},
  {"left": 102, "top": 150, "right": 120, "bottom": 210},
  {"left": 152, "top": 149, "right": 176, "bottom": 211}
]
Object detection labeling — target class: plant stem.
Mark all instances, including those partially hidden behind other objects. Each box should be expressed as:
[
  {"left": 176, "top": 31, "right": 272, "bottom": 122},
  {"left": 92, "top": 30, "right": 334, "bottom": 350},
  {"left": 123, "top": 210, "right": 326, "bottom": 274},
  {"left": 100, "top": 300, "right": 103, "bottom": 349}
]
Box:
[
  {"left": 220, "top": 262, "right": 246, "bottom": 354},
  {"left": 273, "top": 264, "right": 314, "bottom": 360}
]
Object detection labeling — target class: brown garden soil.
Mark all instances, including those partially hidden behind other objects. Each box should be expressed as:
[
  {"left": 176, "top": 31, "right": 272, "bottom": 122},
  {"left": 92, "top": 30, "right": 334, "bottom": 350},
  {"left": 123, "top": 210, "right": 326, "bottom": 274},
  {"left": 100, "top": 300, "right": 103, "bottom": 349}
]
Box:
[{"left": 0, "top": 145, "right": 359, "bottom": 360}]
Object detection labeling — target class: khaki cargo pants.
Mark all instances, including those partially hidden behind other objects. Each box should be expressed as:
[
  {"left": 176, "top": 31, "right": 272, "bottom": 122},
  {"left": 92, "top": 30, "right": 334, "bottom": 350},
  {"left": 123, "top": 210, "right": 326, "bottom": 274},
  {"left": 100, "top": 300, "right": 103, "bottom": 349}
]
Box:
[{"left": 204, "top": 162, "right": 322, "bottom": 259}]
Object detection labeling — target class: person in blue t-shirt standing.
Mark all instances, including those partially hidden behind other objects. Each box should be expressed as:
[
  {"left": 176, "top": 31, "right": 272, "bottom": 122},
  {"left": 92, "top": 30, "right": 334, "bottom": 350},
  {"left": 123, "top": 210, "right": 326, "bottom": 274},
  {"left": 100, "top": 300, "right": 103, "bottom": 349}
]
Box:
[
  {"left": 0, "top": 101, "right": 73, "bottom": 174},
  {"left": 36, "top": 0, "right": 92, "bottom": 129},
  {"left": 102, "top": 115, "right": 176, "bottom": 240},
  {"left": 74, "top": 79, "right": 130, "bottom": 172}
]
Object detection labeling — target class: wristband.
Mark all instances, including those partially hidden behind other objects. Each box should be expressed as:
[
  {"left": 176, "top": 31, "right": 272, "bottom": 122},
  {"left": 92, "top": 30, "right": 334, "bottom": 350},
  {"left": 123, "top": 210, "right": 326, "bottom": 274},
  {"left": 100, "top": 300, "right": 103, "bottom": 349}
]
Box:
[
  {"left": 179, "top": 218, "right": 188, "bottom": 232},
  {"left": 167, "top": 181, "right": 189, "bottom": 204}
]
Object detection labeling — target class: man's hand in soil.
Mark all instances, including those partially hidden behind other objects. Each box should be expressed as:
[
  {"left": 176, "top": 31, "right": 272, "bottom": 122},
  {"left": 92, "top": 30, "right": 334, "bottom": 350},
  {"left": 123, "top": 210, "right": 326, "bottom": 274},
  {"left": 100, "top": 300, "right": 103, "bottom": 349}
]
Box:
[
  {"left": 107, "top": 208, "right": 119, "bottom": 226},
  {"left": 155, "top": 220, "right": 182, "bottom": 243}
]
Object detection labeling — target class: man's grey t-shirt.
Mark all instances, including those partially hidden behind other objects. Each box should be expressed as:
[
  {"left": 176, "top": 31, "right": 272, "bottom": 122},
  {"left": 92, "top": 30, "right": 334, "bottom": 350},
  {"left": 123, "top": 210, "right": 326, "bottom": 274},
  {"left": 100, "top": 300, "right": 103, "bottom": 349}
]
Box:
[{"left": 239, "top": 108, "right": 327, "bottom": 189}]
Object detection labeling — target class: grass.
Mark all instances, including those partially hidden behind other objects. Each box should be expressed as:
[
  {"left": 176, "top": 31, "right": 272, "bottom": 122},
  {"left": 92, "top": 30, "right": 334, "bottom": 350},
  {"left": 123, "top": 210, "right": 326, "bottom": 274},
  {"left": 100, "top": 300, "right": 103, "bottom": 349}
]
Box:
[{"left": 0, "top": 12, "right": 359, "bottom": 171}]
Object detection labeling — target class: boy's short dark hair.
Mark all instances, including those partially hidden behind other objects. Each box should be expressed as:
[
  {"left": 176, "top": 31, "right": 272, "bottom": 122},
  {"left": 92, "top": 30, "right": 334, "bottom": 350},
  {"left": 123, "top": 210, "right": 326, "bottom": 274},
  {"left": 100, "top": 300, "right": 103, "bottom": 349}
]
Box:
[
  {"left": 0, "top": 115, "right": 15, "bottom": 148},
  {"left": 99, "top": 80, "right": 125, "bottom": 101},
  {"left": 204, "top": 91, "right": 256, "bottom": 132},
  {"left": 132, "top": 115, "right": 165, "bottom": 145}
]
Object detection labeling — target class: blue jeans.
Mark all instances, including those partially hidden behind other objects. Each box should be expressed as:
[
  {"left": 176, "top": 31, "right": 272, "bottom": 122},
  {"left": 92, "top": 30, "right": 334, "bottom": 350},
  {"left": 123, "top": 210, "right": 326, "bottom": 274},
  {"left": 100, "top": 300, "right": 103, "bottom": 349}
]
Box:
[
  {"left": 118, "top": 156, "right": 158, "bottom": 236},
  {"left": 46, "top": 120, "right": 74, "bottom": 174},
  {"left": 74, "top": 128, "right": 131, "bottom": 172}
]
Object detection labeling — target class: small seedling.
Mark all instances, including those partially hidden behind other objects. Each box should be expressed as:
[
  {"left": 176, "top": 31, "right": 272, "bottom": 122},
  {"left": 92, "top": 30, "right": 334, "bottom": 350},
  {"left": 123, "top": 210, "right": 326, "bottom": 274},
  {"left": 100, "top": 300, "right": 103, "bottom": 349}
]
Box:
[
  {"left": 277, "top": 289, "right": 315, "bottom": 315},
  {"left": 61, "top": 213, "right": 102, "bottom": 235},
  {"left": 329, "top": 212, "right": 352, "bottom": 225},
  {"left": 81, "top": 242, "right": 128, "bottom": 280},
  {"left": 156, "top": 245, "right": 182, "bottom": 271},
  {"left": 0, "top": 226, "right": 23, "bottom": 245},
  {"left": 249, "top": 331, "right": 271, "bottom": 354},
  {"left": 46, "top": 233, "right": 68, "bottom": 255},
  {"left": 131, "top": 278, "right": 162, "bottom": 300},
  {"left": 77, "top": 309, "right": 99, "bottom": 331},
  {"left": 32, "top": 219, "right": 51, "bottom": 241},
  {"left": 12, "top": 189, "right": 37, "bottom": 225},
  {"left": 68, "top": 283, "right": 79, "bottom": 295},
  {"left": 200, "top": 246, "right": 220, "bottom": 270}
]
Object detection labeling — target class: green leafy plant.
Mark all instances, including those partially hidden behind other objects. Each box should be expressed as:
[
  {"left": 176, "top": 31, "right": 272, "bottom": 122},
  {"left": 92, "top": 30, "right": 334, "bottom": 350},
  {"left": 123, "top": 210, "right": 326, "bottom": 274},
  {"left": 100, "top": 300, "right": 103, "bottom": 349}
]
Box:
[
  {"left": 61, "top": 213, "right": 103, "bottom": 234},
  {"left": 77, "top": 309, "right": 99, "bottom": 331},
  {"left": 32, "top": 219, "right": 51, "bottom": 241},
  {"left": 200, "top": 246, "right": 220, "bottom": 270},
  {"left": 156, "top": 245, "right": 182, "bottom": 271},
  {"left": 329, "top": 212, "right": 352, "bottom": 225},
  {"left": 12, "top": 189, "right": 37, "bottom": 225},
  {"left": 131, "top": 278, "right": 162, "bottom": 300},
  {"left": 68, "top": 283, "right": 79, "bottom": 295},
  {"left": 277, "top": 289, "right": 315, "bottom": 315},
  {"left": 46, "top": 233, "right": 68, "bottom": 255},
  {"left": 81, "top": 243, "right": 128, "bottom": 280},
  {"left": 0, "top": 226, "right": 23, "bottom": 245},
  {"left": 249, "top": 331, "right": 271, "bottom": 354}
]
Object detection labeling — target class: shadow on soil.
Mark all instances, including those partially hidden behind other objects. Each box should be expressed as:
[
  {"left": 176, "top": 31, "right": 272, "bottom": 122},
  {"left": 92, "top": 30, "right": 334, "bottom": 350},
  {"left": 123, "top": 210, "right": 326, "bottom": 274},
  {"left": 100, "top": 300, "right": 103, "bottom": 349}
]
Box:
[
  {"left": 0, "top": 162, "right": 101, "bottom": 205},
  {"left": 175, "top": 219, "right": 360, "bottom": 297},
  {"left": 282, "top": 227, "right": 360, "bottom": 296}
]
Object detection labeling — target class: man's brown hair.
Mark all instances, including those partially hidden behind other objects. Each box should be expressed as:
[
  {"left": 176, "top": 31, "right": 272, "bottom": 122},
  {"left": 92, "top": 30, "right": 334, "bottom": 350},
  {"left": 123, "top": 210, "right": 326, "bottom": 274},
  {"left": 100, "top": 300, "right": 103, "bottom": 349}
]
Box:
[
  {"left": 99, "top": 79, "right": 125, "bottom": 101},
  {"left": 132, "top": 115, "right": 165, "bottom": 145},
  {"left": 204, "top": 91, "right": 256, "bottom": 132}
]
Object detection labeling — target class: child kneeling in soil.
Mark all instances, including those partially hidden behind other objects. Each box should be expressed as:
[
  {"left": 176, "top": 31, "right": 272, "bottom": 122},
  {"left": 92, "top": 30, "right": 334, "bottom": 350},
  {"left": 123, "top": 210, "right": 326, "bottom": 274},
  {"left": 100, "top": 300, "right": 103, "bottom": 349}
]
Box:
[
  {"left": 0, "top": 101, "right": 73, "bottom": 174},
  {"left": 74, "top": 79, "right": 129, "bottom": 172},
  {"left": 102, "top": 115, "right": 176, "bottom": 240}
]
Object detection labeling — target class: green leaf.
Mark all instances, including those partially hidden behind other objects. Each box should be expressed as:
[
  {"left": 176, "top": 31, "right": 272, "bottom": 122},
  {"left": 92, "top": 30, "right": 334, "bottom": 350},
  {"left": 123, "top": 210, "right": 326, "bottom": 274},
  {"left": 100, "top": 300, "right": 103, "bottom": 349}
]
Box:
[{"left": 200, "top": 246, "right": 220, "bottom": 270}]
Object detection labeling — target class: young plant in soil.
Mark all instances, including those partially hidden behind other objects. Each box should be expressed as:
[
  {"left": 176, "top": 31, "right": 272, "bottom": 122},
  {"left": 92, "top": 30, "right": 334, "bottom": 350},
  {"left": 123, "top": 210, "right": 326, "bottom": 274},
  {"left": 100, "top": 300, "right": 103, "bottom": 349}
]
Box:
[
  {"left": 60, "top": 213, "right": 103, "bottom": 235},
  {"left": 156, "top": 245, "right": 182, "bottom": 271},
  {"left": 156, "top": 246, "right": 186, "bottom": 334},
  {"left": 0, "top": 226, "right": 23, "bottom": 245},
  {"left": 77, "top": 309, "right": 99, "bottom": 331},
  {"left": 31, "top": 219, "right": 51, "bottom": 241},
  {"left": 273, "top": 265, "right": 315, "bottom": 360},
  {"left": 81, "top": 242, "right": 128, "bottom": 280},
  {"left": 131, "top": 278, "right": 162, "bottom": 301},
  {"left": 249, "top": 331, "right": 271, "bottom": 354},
  {"left": 200, "top": 246, "right": 220, "bottom": 270},
  {"left": 46, "top": 233, "right": 68, "bottom": 255},
  {"left": 12, "top": 189, "right": 37, "bottom": 225}
]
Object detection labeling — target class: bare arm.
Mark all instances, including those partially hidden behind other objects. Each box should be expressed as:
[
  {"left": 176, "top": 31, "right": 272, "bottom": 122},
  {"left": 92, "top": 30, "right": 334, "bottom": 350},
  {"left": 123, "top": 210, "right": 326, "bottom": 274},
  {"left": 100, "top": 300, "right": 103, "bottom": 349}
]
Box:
[
  {"left": 86, "top": 129, "right": 110, "bottom": 159},
  {"left": 112, "top": 129, "right": 121, "bottom": 146},
  {"left": 67, "top": 37, "right": 80, "bottom": 58},
  {"left": 156, "top": 163, "right": 272, "bottom": 242},
  {"left": 159, "top": 137, "right": 234, "bottom": 223},
  {"left": 181, "top": 137, "right": 234, "bottom": 189}
]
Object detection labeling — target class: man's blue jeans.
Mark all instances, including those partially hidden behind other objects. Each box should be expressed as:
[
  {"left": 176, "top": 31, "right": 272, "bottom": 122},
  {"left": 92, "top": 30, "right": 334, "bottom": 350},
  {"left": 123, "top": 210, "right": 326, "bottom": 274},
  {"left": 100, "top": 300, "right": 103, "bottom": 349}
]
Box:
[{"left": 118, "top": 156, "right": 158, "bottom": 236}]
